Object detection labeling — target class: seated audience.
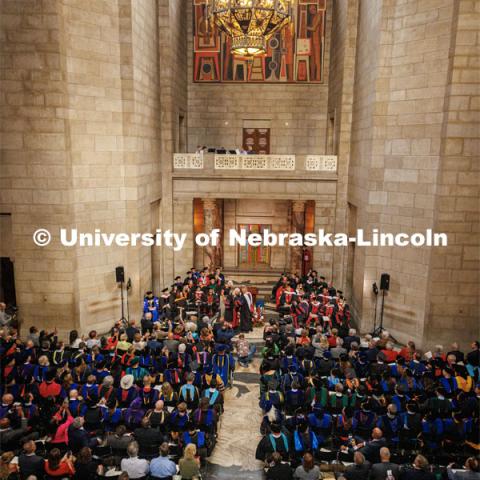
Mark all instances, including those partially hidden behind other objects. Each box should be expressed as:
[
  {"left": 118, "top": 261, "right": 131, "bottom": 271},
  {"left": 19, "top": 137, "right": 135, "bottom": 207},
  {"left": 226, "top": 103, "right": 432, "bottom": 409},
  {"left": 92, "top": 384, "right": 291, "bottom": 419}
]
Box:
[
  {"left": 447, "top": 457, "right": 480, "bottom": 480},
  {"left": 149, "top": 442, "right": 177, "bottom": 480},
  {"left": 400, "top": 455, "right": 436, "bottom": 480},
  {"left": 364, "top": 447, "right": 399, "bottom": 480},
  {"left": 18, "top": 440, "right": 44, "bottom": 480},
  {"left": 120, "top": 442, "right": 149, "bottom": 480},
  {"left": 178, "top": 443, "right": 200, "bottom": 480},
  {"left": 293, "top": 452, "right": 323, "bottom": 480},
  {"left": 44, "top": 449, "right": 75, "bottom": 478},
  {"left": 0, "top": 268, "right": 478, "bottom": 480},
  {"left": 343, "top": 451, "right": 370, "bottom": 480},
  {"left": 266, "top": 451, "right": 293, "bottom": 480}
]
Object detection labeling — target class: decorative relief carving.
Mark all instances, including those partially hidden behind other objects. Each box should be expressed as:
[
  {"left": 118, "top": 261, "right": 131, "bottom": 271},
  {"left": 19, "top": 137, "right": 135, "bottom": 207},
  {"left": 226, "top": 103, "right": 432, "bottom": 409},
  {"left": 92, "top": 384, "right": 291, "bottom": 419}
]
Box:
[
  {"left": 214, "top": 154, "right": 295, "bottom": 170},
  {"left": 173, "top": 154, "right": 337, "bottom": 172},
  {"left": 173, "top": 153, "right": 204, "bottom": 169},
  {"left": 214, "top": 155, "right": 240, "bottom": 170},
  {"left": 305, "top": 155, "right": 337, "bottom": 172}
]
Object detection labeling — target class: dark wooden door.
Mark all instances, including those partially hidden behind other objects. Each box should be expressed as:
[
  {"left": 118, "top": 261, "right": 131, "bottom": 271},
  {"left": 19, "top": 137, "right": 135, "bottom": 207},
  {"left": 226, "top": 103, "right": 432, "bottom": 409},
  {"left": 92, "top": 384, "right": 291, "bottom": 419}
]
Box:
[{"left": 242, "top": 128, "right": 270, "bottom": 154}]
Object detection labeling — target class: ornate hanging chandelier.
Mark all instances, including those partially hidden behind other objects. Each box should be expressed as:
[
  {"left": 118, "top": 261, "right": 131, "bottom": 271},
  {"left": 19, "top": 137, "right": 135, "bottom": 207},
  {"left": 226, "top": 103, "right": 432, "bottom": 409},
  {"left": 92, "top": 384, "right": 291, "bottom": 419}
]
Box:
[{"left": 207, "top": 0, "right": 293, "bottom": 56}]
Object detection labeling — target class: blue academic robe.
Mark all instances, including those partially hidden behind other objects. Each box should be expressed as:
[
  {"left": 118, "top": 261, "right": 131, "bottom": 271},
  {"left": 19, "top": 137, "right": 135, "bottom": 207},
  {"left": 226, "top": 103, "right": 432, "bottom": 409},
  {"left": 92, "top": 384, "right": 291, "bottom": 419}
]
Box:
[{"left": 212, "top": 353, "right": 235, "bottom": 386}]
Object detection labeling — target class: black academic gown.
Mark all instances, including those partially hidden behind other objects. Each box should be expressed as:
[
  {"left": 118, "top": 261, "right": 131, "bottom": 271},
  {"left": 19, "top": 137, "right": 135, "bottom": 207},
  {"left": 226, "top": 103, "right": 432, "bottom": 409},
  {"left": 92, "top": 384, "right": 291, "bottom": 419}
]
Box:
[
  {"left": 224, "top": 292, "right": 234, "bottom": 323},
  {"left": 239, "top": 294, "right": 252, "bottom": 332},
  {"left": 255, "top": 432, "right": 290, "bottom": 461}
]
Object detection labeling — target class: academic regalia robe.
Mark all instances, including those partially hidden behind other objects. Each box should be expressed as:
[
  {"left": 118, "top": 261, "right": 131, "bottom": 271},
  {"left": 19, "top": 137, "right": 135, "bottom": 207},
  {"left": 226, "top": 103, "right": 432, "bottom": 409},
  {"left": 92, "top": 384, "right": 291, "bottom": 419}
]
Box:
[
  {"left": 255, "top": 432, "right": 290, "bottom": 461},
  {"left": 101, "top": 406, "right": 123, "bottom": 432},
  {"left": 223, "top": 293, "right": 234, "bottom": 323},
  {"left": 308, "top": 412, "right": 332, "bottom": 444},
  {"left": 179, "top": 384, "right": 200, "bottom": 410},
  {"left": 169, "top": 410, "right": 189, "bottom": 431},
  {"left": 212, "top": 352, "right": 235, "bottom": 387},
  {"left": 116, "top": 386, "right": 138, "bottom": 408},
  {"left": 232, "top": 295, "right": 242, "bottom": 329},
  {"left": 239, "top": 294, "right": 253, "bottom": 332},
  {"left": 193, "top": 407, "right": 216, "bottom": 433},
  {"left": 203, "top": 388, "right": 223, "bottom": 413},
  {"left": 275, "top": 286, "right": 284, "bottom": 308},
  {"left": 182, "top": 430, "right": 208, "bottom": 457}
]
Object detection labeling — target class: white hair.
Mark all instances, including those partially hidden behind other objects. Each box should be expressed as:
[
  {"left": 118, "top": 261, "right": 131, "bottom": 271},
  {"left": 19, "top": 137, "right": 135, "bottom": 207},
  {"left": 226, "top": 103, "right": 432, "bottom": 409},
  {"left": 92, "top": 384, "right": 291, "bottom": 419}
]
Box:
[{"left": 267, "top": 405, "right": 278, "bottom": 423}]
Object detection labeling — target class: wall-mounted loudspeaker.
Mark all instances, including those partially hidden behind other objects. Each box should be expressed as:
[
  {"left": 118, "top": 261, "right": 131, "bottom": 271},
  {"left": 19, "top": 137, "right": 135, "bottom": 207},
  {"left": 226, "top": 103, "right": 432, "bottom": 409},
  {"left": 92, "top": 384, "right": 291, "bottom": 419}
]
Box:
[
  {"left": 115, "top": 266, "right": 125, "bottom": 283},
  {"left": 380, "top": 273, "right": 390, "bottom": 291}
]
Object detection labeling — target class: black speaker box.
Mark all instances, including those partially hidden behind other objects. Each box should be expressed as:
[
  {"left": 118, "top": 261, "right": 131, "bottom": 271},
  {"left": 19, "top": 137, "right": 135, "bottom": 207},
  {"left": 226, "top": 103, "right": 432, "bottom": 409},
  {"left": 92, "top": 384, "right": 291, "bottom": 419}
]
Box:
[
  {"left": 380, "top": 273, "right": 390, "bottom": 291},
  {"left": 115, "top": 266, "right": 125, "bottom": 283}
]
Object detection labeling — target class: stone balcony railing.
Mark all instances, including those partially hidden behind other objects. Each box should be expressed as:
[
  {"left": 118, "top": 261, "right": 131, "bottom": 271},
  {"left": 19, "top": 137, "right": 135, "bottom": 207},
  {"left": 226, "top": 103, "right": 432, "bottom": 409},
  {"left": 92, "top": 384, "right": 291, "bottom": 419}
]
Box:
[{"left": 173, "top": 153, "right": 337, "bottom": 173}]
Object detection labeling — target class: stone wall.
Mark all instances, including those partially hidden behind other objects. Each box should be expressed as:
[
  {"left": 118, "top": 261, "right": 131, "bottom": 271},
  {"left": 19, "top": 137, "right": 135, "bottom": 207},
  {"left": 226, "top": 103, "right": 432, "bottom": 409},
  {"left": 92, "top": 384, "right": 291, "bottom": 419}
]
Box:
[
  {"left": 326, "top": 0, "right": 358, "bottom": 289},
  {"left": 1, "top": 0, "right": 77, "bottom": 334},
  {"left": 185, "top": 1, "right": 333, "bottom": 155},
  {"left": 63, "top": 0, "right": 131, "bottom": 333},
  {"left": 0, "top": 0, "right": 163, "bottom": 337},
  {"left": 60, "top": 0, "right": 163, "bottom": 333},
  {"left": 158, "top": 0, "right": 188, "bottom": 286},
  {"left": 124, "top": 0, "right": 162, "bottom": 314},
  {"left": 347, "top": 0, "right": 383, "bottom": 330},
  {"left": 426, "top": 0, "right": 480, "bottom": 347},
  {"left": 347, "top": 0, "right": 478, "bottom": 348}
]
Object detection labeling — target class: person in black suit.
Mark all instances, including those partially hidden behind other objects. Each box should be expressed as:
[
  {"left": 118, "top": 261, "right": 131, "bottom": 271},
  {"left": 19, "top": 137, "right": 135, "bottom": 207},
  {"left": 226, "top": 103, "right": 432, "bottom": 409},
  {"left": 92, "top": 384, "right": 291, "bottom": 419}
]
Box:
[
  {"left": 266, "top": 452, "right": 293, "bottom": 480},
  {"left": 133, "top": 417, "right": 165, "bottom": 454},
  {"left": 125, "top": 320, "right": 140, "bottom": 342},
  {"left": 344, "top": 451, "right": 371, "bottom": 480},
  {"left": 446, "top": 342, "right": 465, "bottom": 364},
  {"left": 466, "top": 341, "right": 480, "bottom": 367},
  {"left": 357, "top": 428, "right": 387, "bottom": 464},
  {"left": 343, "top": 329, "right": 361, "bottom": 351},
  {"left": 18, "top": 440, "right": 45, "bottom": 480},
  {"left": 67, "top": 417, "right": 97, "bottom": 453},
  {"left": 0, "top": 414, "right": 31, "bottom": 451},
  {"left": 369, "top": 447, "right": 400, "bottom": 480}
]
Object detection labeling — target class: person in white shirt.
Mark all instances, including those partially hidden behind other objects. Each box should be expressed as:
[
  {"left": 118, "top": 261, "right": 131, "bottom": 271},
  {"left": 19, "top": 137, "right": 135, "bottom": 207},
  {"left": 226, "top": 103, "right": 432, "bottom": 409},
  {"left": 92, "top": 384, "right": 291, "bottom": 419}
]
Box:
[
  {"left": 120, "top": 442, "right": 149, "bottom": 479},
  {"left": 0, "top": 303, "right": 11, "bottom": 327},
  {"left": 85, "top": 330, "right": 101, "bottom": 349}
]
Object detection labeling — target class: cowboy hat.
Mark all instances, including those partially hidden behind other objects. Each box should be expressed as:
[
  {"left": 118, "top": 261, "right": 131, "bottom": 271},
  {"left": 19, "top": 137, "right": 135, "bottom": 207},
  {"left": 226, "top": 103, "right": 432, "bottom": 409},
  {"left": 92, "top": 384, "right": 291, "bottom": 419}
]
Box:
[{"left": 120, "top": 374, "right": 134, "bottom": 390}]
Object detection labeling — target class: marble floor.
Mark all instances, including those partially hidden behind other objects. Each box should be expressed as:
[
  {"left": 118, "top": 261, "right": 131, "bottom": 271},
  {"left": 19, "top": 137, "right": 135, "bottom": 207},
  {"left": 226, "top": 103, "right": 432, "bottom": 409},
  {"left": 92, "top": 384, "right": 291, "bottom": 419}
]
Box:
[
  {"left": 203, "top": 328, "right": 264, "bottom": 478},
  {"left": 203, "top": 328, "right": 336, "bottom": 479},
  {"left": 205, "top": 356, "right": 264, "bottom": 478}
]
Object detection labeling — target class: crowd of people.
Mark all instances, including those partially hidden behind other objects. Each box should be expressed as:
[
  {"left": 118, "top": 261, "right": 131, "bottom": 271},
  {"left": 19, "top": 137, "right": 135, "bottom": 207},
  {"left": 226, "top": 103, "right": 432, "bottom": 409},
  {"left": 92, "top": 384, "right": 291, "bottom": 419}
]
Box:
[
  {"left": 1, "top": 266, "right": 479, "bottom": 480},
  {"left": 255, "top": 272, "right": 480, "bottom": 480},
  {"left": 141, "top": 267, "right": 255, "bottom": 333},
  {"left": 0, "top": 267, "right": 258, "bottom": 480}
]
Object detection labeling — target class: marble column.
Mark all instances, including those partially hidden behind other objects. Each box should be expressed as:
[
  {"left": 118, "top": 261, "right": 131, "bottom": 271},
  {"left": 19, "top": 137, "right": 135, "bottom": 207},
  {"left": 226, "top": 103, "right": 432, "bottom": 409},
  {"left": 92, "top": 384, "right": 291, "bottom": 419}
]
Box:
[
  {"left": 290, "top": 200, "right": 306, "bottom": 274},
  {"left": 202, "top": 199, "right": 222, "bottom": 269}
]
